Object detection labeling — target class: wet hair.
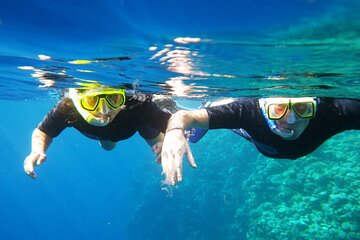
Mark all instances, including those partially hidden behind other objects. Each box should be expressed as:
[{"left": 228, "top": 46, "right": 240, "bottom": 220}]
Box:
[{"left": 57, "top": 97, "right": 79, "bottom": 124}]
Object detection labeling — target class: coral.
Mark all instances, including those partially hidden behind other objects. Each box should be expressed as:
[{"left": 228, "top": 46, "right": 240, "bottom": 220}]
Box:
[{"left": 238, "top": 131, "right": 360, "bottom": 240}]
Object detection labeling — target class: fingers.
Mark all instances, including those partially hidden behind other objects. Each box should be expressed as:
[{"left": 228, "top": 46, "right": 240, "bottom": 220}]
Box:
[
  {"left": 27, "top": 171, "right": 38, "bottom": 179},
  {"left": 170, "top": 143, "right": 196, "bottom": 184},
  {"left": 165, "top": 151, "right": 185, "bottom": 185},
  {"left": 155, "top": 155, "right": 161, "bottom": 164},
  {"left": 160, "top": 141, "right": 198, "bottom": 185},
  {"left": 36, "top": 153, "right": 46, "bottom": 166},
  {"left": 152, "top": 142, "right": 163, "bottom": 164},
  {"left": 185, "top": 142, "right": 197, "bottom": 169},
  {"left": 174, "top": 153, "right": 183, "bottom": 183},
  {"left": 160, "top": 131, "right": 189, "bottom": 185},
  {"left": 161, "top": 150, "right": 179, "bottom": 185},
  {"left": 152, "top": 142, "right": 163, "bottom": 153},
  {"left": 161, "top": 150, "right": 171, "bottom": 175},
  {"left": 23, "top": 152, "right": 46, "bottom": 179},
  {"left": 24, "top": 155, "right": 37, "bottom": 179},
  {"left": 175, "top": 169, "right": 182, "bottom": 182}
]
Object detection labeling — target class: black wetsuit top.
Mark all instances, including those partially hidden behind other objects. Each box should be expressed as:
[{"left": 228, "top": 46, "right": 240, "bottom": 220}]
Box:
[
  {"left": 38, "top": 96, "right": 171, "bottom": 142},
  {"left": 206, "top": 97, "right": 360, "bottom": 159}
]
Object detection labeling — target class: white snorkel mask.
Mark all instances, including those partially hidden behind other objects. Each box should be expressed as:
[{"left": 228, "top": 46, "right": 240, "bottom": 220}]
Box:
[{"left": 68, "top": 88, "right": 126, "bottom": 126}]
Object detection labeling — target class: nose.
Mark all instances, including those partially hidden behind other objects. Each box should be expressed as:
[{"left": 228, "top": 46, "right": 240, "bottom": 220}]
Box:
[
  {"left": 286, "top": 110, "right": 297, "bottom": 124},
  {"left": 97, "top": 99, "right": 111, "bottom": 114}
]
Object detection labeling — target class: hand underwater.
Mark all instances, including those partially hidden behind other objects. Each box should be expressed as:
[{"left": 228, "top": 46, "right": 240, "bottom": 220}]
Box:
[
  {"left": 23, "top": 152, "right": 47, "bottom": 179},
  {"left": 161, "top": 129, "right": 197, "bottom": 185}
]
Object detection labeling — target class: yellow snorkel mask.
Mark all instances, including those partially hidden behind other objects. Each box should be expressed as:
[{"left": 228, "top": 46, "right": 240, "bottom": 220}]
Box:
[
  {"left": 263, "top": 97, "right": 317, "bottom": 120},
  {"left": 259, "top": 97, "right": 318, "bottom": 139},
  {"left": 68, "top": 88, "right": 126, "bottom": 126}
]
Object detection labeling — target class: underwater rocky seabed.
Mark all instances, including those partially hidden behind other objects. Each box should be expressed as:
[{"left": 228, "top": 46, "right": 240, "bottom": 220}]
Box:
[{"left": 127, "top": 130, "right": 359, "bottom": 240}]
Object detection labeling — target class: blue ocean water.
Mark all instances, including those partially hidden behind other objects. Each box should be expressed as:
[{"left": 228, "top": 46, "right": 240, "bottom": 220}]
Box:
[{"left": 0, "top": 0, "right": 359, "bottom": 239}]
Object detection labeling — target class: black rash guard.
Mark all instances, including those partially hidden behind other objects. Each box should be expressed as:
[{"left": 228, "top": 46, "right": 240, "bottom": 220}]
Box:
[
  {"left": 206, "top": 97, "right": 360, "bottom": 159},
  {"left": 38, "top": 96, "right": 171, "bottom": 142}
]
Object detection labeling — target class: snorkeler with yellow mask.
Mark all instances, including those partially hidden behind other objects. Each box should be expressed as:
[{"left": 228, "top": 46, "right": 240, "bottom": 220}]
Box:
[
  {"left": 23, "top": 87, "right": 171, "bottom": 179},
  {"left": 160, "top": 96, "right": 360, "bottom": 185}
]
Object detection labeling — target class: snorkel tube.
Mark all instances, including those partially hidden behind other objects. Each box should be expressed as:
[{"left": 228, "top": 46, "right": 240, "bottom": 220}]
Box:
[{"left": 259, "top": 98, "right": 295, "bottom": 139}]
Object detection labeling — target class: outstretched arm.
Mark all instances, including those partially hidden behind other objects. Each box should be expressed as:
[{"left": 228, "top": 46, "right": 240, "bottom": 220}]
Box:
[
  {"left": 161, "top": 109, "right": 209, "bottom": 185},
  {"left": 23, "top": 128, "right": 53, "bottom": 179}
]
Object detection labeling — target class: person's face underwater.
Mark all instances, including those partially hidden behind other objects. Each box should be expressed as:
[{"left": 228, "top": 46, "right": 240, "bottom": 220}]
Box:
[
  {"left": 88, "top": 98, "right": 122, "bottom": 124},
  {"left": 265, "top": 98, "right": 317, "bottom": 140},
  {"left": 80, "top": 89, "right": 126, "bottom": 125},
  {"left": 273, "top": 106, "right": 310, "bottom": 140}
]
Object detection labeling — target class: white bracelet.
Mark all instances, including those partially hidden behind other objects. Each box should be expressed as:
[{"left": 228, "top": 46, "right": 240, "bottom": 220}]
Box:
[{"left": 166, "top": 117, "right": 185, "bottom": 132}]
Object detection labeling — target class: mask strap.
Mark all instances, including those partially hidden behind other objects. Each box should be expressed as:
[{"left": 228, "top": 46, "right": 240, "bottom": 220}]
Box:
[{"left": 259, "top": 99, "right": 277, "bottom": 130}]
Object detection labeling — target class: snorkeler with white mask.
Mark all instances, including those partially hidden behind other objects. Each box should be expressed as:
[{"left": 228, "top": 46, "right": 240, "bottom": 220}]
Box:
[
  {"left": 160, "top": 97, "right": 360, "bottom": 185},
  {"left": 23, "top": 86, "right": 172, "bottom": 179}
]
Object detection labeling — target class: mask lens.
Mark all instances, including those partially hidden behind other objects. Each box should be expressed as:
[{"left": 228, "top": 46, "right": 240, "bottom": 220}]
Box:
[
  {"left": 293, "top": 102, "right": 314, "bottom": 118},
  {"left": 268, "top": 103, "right": 288, "bottom": 120},
  {"left": 81, "top": 95, "right": 99, "bottom": 111},
  {"left": 106, "top": 93, "right": 125, "bottom": 108}
]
